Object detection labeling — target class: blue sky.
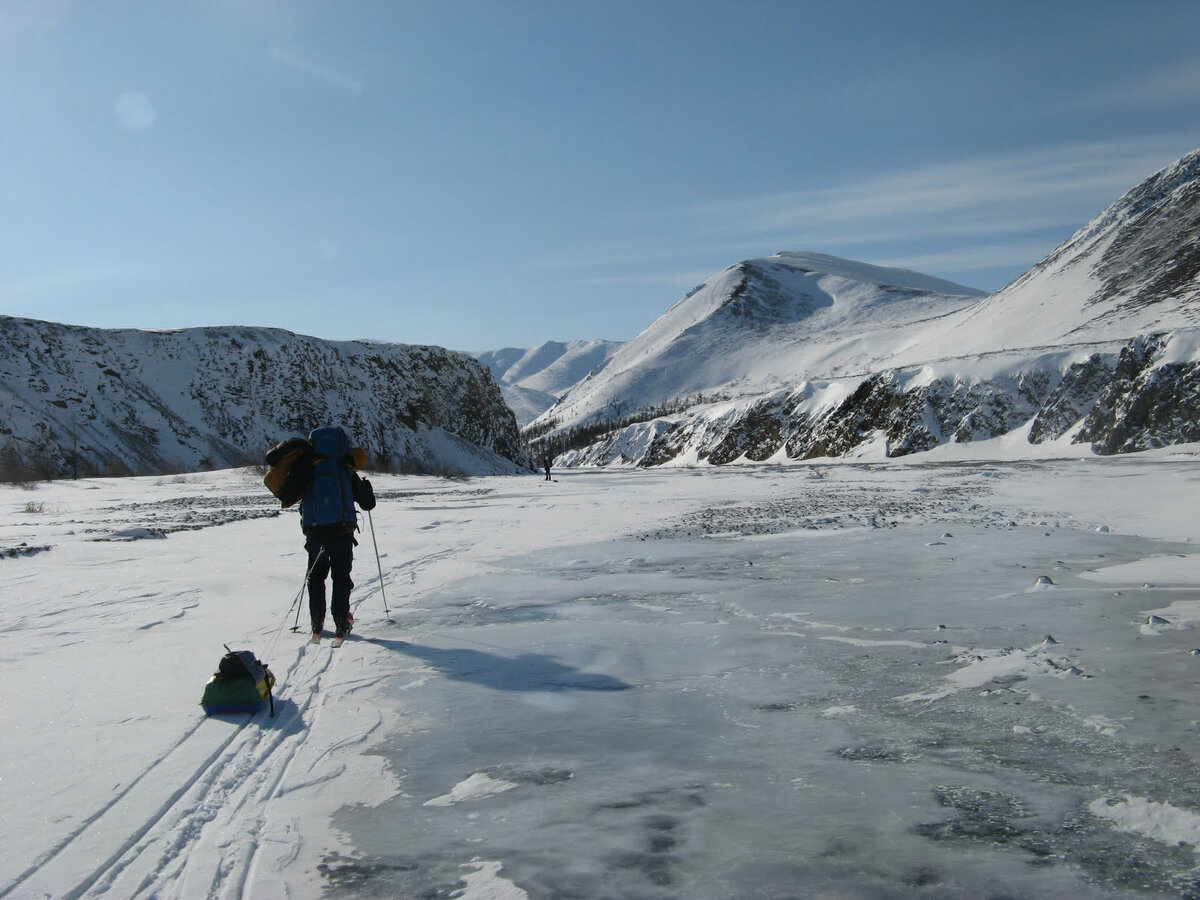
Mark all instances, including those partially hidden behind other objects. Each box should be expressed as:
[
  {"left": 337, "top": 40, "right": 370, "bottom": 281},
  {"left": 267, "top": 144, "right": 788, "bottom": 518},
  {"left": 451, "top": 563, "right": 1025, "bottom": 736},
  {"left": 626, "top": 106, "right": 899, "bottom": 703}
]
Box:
[{"left": 2, "top": 1, "right": 1199, "bottom": 350}]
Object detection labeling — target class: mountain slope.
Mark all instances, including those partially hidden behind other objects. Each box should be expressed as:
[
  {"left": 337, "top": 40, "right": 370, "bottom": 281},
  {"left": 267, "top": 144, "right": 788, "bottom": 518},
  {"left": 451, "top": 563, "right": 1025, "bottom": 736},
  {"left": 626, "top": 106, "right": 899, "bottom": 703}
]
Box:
[
  {"left": 0, "top": 317, "right": 529, "bottom": 478},
  {"left": 533, "top": 252, "right": 985, "bottom": 432},
  {"left": 540, "top": 148, "right": 1200, "bottom": 466},
  {"left": 914, "top": 147, "right": 1200, "bottom": 360}
]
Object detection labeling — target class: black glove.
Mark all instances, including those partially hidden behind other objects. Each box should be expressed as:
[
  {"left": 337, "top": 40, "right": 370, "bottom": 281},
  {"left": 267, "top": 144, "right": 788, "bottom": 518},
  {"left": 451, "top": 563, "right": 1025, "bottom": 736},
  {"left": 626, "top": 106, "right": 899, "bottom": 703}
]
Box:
[{"left": 355, "top": 475, "right": 377, "bottom": 511}]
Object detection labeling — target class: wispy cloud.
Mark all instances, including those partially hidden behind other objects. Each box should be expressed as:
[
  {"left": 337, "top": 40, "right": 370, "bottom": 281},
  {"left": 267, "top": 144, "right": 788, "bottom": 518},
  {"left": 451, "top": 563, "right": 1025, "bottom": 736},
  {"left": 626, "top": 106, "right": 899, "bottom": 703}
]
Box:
[
  {"left": 689, "top": 135, "right": 1197, "bottom": 244},
  {"left": 580, "top": 269, "right": 717, "bottom": 289},
  {"left": 269, "top": 47, "right": 365, "bottom": 93},
  {"left": 871, "top": 240, "right": 1074, "bottom": 275},
  {"left": 1087, "top": 60, "right": 1200, "bottom": 110},
  {"left": 655, "top": 133, "right": 1200, "bottom": 285},
  {"left": 0, "top": 264, "right": 151, "bottom": 299},
  {"left": 518, "top": 134, "right": 1200, "bottom": 294}
]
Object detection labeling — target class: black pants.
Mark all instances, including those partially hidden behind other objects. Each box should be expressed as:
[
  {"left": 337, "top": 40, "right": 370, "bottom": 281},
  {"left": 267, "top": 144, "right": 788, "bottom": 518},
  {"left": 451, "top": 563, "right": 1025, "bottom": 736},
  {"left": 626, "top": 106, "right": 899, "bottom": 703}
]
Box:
[{"left": 305, "top": 531, "right": 354, "bottom": 632}]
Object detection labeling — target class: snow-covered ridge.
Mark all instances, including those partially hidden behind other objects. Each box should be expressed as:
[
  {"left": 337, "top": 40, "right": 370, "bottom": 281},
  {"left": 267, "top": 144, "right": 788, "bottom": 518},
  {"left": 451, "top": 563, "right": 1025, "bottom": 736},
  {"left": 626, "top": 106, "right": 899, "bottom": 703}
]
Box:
[
  {"left": 0, "top": 317, "right": 528, "bottom": 478},
  {"left": 532, "top": 252, "right": 987, "bottom": 437},
  {"left": 556, "top": 330, "right": 1200, "bottom": 467},
  {"left": 538, "top": 146, "right": 1200, "bottom": 466}
]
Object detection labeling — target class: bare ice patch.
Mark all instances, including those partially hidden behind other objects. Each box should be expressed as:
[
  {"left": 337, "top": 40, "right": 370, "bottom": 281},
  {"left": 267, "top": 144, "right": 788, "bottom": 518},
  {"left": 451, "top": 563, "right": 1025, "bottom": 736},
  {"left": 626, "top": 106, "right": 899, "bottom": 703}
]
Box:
[{"left": 819, "top": 636, "right": 927, "bottom": 648}]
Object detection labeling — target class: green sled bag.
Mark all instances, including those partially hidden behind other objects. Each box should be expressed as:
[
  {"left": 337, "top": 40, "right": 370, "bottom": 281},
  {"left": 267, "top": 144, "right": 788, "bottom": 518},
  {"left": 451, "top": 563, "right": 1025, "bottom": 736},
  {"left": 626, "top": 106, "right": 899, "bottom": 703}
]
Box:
[{"left": 200, "top": 647, "right": 275, "bottom": 716}]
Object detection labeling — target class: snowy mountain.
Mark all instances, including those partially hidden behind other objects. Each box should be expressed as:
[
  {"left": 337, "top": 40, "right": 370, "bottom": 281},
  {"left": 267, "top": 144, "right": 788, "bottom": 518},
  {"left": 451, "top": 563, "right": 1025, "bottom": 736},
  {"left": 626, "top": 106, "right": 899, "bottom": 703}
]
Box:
[
  {"left": 0, "top": 317, "right": 530, "bottom": 478},
  {"left": 531, "top": 253, "right": 985, "bottom": 433},
  {"left": 537, "top": 148, "right": 1200, "bottom": 466},
  {"left": 472, "top": 339, "right": 623, "bottom": 426}
]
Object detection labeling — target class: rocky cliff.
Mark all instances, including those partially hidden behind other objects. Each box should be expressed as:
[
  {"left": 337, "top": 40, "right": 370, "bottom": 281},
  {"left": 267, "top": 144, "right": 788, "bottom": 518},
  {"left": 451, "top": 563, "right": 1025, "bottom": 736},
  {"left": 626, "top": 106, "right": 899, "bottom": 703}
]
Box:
[{"left": 0, "top": 317, "right": 529, "bottom": 479}]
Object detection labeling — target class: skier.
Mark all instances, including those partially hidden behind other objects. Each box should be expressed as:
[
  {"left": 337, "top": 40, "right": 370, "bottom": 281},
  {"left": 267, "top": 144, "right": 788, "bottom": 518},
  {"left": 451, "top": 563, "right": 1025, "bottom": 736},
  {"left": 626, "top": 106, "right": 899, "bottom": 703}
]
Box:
[{"left": 300, "top": 426, "right": 376, "bottom": 643}]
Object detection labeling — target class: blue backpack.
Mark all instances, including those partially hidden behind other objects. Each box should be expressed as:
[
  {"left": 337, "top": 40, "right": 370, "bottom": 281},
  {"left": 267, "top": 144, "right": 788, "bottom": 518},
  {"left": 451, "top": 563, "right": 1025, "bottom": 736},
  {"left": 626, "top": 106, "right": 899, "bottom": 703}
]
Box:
[{"left": 301, "top": 426, "right": 357, "bottom": 529}]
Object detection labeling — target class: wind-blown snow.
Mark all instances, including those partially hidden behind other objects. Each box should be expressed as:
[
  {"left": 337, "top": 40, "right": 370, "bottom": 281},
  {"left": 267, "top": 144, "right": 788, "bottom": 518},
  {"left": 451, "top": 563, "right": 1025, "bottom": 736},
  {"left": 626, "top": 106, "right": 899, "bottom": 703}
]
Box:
[{"left": 4, "top": 446, "right": 1200, "bottom": 897}]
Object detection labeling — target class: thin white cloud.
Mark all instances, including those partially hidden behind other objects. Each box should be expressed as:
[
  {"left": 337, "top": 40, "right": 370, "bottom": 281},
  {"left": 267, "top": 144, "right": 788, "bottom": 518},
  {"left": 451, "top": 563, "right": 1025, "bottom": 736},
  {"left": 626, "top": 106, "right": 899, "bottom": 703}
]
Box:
[
  {"left": 518, "top": 134, "right": 1200, "bottom": 295},
  {"left": 0, "top": 0, "right": 73, "bottom": 40},
  {"left": 581, "top": 269, "right": 716, "bottom": 289},
  {"left": 872, "top": 240, "right": 1072, "bottom": 275},
  {"left": 0, "top": 265, "right": 145, "bottom": 299},
  {"left": 679, "top": 134, "right": 1200, "bottom": 259},
  {"left": 269, "top": 47, "right": 365, "bottom": 93},
  {"left": 692, "top": 136, "right": 1195, "bottom": 237},
  {"left": 1088, "top": 60, "right": 1200, "bottom": 110}
]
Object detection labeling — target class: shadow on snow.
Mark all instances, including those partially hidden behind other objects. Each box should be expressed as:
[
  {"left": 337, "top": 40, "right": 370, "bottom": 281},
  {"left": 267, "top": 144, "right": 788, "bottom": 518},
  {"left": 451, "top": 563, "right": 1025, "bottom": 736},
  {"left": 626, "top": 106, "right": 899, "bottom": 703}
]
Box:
[{"left": 362, "top": 636, "right": 633, "bottom": 693}]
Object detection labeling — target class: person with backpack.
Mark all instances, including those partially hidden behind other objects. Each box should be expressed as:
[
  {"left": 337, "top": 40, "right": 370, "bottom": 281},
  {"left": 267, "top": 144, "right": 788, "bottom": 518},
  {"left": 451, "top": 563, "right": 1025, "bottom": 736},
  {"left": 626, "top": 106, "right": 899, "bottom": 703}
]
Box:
[{"left": 299, "top": 426, "right": 376, "bottom": 642}]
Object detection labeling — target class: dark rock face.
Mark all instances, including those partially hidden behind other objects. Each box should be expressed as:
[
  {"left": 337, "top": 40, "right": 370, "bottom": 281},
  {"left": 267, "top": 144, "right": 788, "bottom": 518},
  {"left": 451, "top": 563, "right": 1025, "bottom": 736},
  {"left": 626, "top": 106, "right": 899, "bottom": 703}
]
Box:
[
  {"left": 713, "top": 263, "right": 834, "bottom": 326},
  {"left": 1028, "top": 356, "right": 1115, "bottom": 444},
  {"left": 0, "top": 316, "right": 526, "bottom": 478},
  {"left": 1078, "top": 335, "right": 1200, "bottom": 454},
  {"left": 1090, "top": 153, "right": 1200, "bottom": 324},
  {"left": 707, "top": 397, "right": 787, "bottom": 464}
]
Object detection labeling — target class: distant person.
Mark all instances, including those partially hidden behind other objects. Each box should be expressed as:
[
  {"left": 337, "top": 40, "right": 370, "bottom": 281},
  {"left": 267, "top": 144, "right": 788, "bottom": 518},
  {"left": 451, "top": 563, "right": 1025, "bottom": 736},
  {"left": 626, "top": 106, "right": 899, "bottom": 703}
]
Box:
[
  {"left": 542, "top": 453, "right": 553, "bottom": 481},
  {"left": 300, "top": 426, "right": 376, "bottom": 642}
]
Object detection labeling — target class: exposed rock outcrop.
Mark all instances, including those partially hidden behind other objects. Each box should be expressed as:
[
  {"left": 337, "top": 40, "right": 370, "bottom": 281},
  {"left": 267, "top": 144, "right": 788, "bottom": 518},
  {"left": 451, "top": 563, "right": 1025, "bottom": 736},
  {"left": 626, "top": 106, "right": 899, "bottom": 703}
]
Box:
[{"left": 557, "top": 332, "right": 1200, "bottom": 466}]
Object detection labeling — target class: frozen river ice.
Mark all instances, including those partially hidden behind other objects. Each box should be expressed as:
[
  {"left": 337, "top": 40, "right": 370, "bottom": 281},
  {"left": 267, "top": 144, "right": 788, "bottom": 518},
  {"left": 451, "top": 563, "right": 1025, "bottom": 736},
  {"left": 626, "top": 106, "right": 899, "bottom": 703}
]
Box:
[
  {"left": 3, "top": 458, "right": 1200, "bottom": 899},
  {"left": 323, "top": 471, "right": 1200, "bottom": 899}
]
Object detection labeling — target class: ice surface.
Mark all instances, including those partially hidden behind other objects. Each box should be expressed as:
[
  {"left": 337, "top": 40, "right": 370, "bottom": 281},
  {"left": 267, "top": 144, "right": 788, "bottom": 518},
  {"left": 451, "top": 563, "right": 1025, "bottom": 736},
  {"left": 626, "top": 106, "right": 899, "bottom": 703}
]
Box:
[{"left": 2, "top": 452, "right": 1200, "bottom": 898}]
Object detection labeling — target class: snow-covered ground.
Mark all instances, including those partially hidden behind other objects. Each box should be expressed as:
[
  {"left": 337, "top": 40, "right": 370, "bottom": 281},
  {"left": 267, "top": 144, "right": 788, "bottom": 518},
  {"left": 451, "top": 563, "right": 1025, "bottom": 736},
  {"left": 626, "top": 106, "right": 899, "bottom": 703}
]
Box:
[{"left": 3, "top": 449, "right": 1200, "bottom": 898}]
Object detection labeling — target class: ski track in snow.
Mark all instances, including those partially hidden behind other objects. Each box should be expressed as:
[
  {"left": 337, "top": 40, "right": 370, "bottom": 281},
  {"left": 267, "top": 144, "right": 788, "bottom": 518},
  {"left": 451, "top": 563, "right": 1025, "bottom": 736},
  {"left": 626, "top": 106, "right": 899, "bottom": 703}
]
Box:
[
  {"left": 5, "top": 635, "right": 336, "bottom": 900},
  {"left": 0, "top": 472, "right": 408, "bottom": 899},
  {"left": 0, "top": 470, "right": 519, "bottom": 900}
]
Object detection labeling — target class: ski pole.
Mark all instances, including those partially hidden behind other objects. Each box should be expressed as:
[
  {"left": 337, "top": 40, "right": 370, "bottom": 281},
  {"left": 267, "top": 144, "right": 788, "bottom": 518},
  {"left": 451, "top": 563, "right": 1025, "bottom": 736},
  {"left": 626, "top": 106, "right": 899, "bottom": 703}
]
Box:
[
  {"left": 289, "top": 545, "right": 325, "bottom": 632},
  {"left": 367, "top": 509, "right": 393, "bottom": 621}
]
